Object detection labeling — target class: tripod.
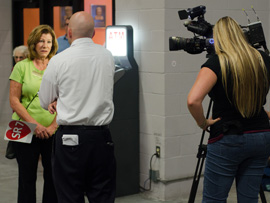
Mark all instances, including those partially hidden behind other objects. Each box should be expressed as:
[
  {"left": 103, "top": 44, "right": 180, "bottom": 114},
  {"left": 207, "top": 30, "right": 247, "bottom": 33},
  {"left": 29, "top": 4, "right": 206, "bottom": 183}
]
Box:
[{"left": 188, "top": 99, "right": 267, "bottom": 203}]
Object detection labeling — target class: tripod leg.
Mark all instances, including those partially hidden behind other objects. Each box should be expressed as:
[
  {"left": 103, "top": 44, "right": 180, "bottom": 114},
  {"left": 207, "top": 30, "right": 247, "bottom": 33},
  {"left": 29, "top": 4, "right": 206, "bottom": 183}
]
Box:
[
  {"left": 188, "top": 144, "right": 207, "bottom": 203},
  {"left": 260, "top": 184, "right": 267, "bottom": 203},
  {"left": 188, "top": 100, "right": 213, "bottom": 203},
  {"left": 188, "top": 156, "right": 206, "bottom": 203}
]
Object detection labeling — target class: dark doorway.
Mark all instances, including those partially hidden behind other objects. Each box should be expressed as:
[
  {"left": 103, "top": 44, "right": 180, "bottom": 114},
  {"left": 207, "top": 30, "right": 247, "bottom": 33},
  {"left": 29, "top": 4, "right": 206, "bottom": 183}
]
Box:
[{"left": 12, "top": 0, "right": 84, "bottom": 48}]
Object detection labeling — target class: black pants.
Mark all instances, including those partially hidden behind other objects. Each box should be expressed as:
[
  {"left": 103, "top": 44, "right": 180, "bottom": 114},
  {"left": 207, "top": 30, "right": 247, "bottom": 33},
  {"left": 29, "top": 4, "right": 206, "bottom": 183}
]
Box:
[
  {"left": 15, "top": 136, "right": 57, "bottom": 203},
  {"left": 52, "top": 126, "right": 116, "bottom": 203}
]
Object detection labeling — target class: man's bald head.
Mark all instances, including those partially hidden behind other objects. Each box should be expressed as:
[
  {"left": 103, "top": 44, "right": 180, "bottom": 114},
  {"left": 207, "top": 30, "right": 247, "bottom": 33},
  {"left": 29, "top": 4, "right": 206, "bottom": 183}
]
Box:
[{"left": 68, "top": 11, "right": 95, "bottom": 44}]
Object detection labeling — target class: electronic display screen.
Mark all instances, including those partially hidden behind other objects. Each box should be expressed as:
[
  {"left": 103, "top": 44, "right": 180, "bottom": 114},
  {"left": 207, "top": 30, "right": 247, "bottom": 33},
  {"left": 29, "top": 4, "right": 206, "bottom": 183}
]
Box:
[{"left": 106, "top": 27, "right": 127, "bottom": 56}]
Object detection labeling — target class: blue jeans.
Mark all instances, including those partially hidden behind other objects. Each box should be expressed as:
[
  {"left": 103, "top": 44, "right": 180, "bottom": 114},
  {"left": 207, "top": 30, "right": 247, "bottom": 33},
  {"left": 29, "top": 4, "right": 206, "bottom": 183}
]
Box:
[{"left": 203, "top": 132, "right": 270, "bottom": 203}]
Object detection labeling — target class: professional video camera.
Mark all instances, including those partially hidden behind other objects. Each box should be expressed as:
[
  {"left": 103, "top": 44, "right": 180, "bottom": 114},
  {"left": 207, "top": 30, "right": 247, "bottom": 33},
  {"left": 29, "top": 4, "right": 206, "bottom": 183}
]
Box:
[{"left": 169, "top": 5, "right": 269, "bottom": 57}]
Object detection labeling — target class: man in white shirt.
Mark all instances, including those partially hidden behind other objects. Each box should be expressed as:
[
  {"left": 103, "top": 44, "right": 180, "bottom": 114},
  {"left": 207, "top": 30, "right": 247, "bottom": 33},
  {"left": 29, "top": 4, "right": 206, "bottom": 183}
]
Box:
[{"left": 39, "top": 11, "right": 116, "bottom": 203}]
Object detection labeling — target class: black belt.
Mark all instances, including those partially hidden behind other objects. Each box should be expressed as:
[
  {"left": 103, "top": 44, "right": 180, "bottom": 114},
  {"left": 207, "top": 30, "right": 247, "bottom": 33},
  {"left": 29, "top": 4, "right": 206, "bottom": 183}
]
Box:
[{"left": 59, "top": 125, "right": 109, "bottom": 130}]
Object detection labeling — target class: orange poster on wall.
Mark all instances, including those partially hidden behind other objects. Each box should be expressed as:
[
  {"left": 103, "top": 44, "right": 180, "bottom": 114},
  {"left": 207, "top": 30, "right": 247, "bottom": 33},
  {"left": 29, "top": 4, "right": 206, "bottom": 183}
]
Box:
[
  {"left": 85, "top": 0, "right": 112, "bottom": 45},
  {"left": 23, "top": 1, "right": 112, "bottom": 46}
]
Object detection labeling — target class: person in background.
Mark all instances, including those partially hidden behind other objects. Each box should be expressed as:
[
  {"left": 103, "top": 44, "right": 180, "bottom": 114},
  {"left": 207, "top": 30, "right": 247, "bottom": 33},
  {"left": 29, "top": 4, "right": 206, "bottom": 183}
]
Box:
[
  {"left": 9, "top": 24, "right": 58, "bottom": 203},
  {"left": 187, "top": 16, "right": 270, "bottom": 202},
  {"left": 39, "top": 11, "right": 116, "bottom": 203},
  {"left": 13, "top": 45, "right": 28, "bottom": 64},
  {"left": 56, "top": 17, "right": 70, "bottom": 53}
]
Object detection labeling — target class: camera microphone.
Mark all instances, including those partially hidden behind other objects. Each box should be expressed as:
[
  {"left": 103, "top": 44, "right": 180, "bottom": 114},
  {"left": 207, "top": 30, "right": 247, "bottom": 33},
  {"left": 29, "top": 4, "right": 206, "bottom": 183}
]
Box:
[
  {"left": 242, "top": 8, "right": 251, "bottom": 24},
  {"left": 251, "top": 5, "right": 260, "bottom": 22},
  {"left": 184, "top": 20, "right": 192, "bottom": 26}
]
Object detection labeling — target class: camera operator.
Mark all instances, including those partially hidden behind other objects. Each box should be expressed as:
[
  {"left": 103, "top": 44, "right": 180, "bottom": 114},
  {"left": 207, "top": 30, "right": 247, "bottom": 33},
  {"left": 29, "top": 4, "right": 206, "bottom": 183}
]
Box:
[{"left": 187, "top": 16, "right": 270, "bottom": 202}]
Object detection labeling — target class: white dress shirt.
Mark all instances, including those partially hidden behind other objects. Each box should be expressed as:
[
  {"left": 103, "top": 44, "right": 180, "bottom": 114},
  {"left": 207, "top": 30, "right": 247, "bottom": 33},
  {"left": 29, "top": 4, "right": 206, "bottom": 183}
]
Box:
[{"left": 39, "top": 38, "right": 115, "bottom": 126}]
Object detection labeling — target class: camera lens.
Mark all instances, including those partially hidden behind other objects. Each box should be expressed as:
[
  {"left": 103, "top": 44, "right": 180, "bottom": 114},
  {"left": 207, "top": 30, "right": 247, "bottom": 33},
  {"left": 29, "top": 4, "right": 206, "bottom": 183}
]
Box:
[{"left": 169, "top": 37, "right": 187, "bottom": 51}]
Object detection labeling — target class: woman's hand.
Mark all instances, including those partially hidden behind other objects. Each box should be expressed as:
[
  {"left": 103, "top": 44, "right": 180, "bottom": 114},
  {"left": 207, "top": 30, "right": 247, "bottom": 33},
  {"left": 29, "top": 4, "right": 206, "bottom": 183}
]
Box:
[
  {"left": 45, "top": 116, "right": 58, "bottom": 138},
  {"left": 46, "top": 125, "right": 57, "bottom": 137},
  {"left": 266, "top": 110, "right": 270, "bottom": 120},
  {"left": 199, "top": 117, "right": 221, "bottom": 132},
  {"left": 35, "top": 123, "right": 50, "bottom": 139},
  {"left": 48, "top": 101, "right": 57, "bottom": 114},
  {"left": 35, "top": 117, "right": 58, "bottom": 139}
]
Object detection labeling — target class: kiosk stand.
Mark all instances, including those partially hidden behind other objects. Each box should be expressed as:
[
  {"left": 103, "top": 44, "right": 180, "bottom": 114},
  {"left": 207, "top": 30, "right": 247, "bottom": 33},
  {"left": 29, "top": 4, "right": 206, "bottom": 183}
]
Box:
[{"left": 106, "top": 25, "right": 139, "bottom": 197}]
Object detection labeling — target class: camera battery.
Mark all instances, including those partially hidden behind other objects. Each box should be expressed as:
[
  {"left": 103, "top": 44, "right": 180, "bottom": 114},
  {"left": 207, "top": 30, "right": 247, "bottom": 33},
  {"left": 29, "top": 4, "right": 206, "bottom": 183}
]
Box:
[{"left": 248, "top": 21, "right": 265, "bottom": 46}]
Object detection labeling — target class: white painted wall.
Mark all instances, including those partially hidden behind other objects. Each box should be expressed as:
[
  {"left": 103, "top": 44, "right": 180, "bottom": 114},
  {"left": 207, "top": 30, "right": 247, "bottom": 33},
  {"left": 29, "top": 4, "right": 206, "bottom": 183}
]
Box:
[
  {"left": 116, "top": 0, "right": 270, "bottom": 201},
  {"left": 0, "top": 0, "right": 12, "bottom": 124}
]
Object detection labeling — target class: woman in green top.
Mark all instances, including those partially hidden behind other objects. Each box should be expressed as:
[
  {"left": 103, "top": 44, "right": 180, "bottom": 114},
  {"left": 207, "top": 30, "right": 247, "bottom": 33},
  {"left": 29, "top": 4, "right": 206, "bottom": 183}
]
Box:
[{"left": 9, "top": 25, "right": 58, "bottom": 203}]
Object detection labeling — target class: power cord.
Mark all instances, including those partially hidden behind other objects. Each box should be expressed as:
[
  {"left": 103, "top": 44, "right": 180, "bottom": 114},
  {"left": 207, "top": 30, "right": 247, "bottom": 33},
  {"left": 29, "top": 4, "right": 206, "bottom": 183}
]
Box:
[{"left": 140, "top": 153, "right": 157, "bottom": 192}]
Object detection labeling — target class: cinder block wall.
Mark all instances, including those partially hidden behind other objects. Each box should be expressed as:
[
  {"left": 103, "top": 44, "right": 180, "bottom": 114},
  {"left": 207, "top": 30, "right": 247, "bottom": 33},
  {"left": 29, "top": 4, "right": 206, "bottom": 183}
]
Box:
[
  {"left": 116, "top": 0, "right": 270, "bottom": 201},
  {"left": 0, "top": 0, "right": 12, "bottom": 124}
]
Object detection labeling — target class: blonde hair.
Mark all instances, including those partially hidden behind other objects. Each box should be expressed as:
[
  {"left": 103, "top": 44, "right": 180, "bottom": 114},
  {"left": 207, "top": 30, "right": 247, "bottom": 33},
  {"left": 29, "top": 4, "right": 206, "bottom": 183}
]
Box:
[
  {"left": 213, "top": 16, "right": 269, "bottom": 118},
  {"left": 27, "top": 25, "right": 58, "bottom": 60}
]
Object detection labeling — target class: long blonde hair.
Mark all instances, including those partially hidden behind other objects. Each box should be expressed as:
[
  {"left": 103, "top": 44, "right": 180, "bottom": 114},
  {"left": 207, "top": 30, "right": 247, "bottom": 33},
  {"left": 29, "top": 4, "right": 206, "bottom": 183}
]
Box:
[{"left": 213, "top": 16, "right": 268, "bottom": 118}]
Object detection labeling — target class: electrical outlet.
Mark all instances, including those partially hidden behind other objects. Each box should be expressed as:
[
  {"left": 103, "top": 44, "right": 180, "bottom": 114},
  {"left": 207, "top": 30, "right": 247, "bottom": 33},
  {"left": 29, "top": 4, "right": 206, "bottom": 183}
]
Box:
[
  {"left": 156, "top": 146, "right": 160, "bottom": 158},
  {"left": 149, "top": 169, "right": 159, "bottom": 182}
]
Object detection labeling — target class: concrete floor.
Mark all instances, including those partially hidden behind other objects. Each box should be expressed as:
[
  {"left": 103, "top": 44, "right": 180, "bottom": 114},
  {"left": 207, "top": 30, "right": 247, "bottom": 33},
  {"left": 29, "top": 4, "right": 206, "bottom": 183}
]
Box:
[{"left": 1, "top": 122, "right": 270, "bottom": 203}]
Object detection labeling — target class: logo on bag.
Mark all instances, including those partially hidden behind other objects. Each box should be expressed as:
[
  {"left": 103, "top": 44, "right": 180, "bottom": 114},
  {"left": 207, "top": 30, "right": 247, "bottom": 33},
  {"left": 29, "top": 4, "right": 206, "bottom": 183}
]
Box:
[{"left": 6, "top": 121, "right": 31, "bottom": 140}]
